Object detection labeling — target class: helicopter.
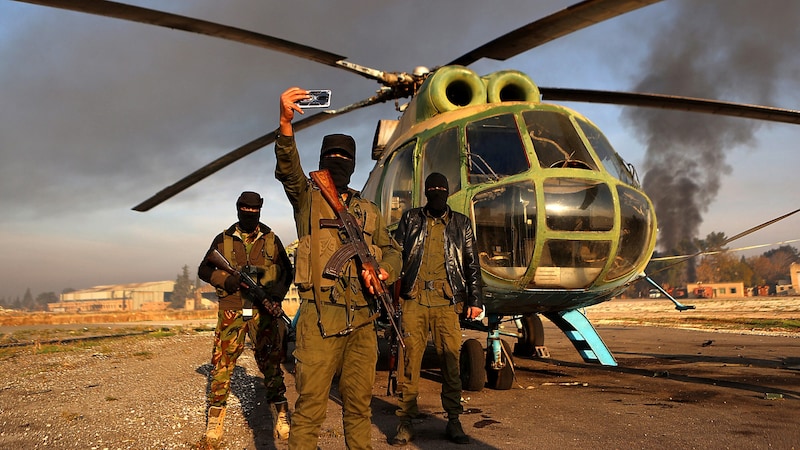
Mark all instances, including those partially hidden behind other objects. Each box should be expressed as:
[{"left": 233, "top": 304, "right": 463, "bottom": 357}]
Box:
[{"left": 12, "top": 0, "right": 800, "bottom": 391}]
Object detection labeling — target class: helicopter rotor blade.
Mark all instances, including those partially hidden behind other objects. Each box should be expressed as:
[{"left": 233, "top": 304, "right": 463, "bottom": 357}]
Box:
[
  {"left": 12, "top": 0, "right": 420, "bottom": 88},
  {"left": 131, "top": 91, "right": 394, "bottom": 212},
  {"left": 647, "top": 208, "right": 800, "bottom": 274},
  {"left": 13, "top": 0, "right": 342, "bottom": 65},
  {"left": 448, "top": 0, "right": 662, "bottom": 66},
  {"left": 540, "top": 88, "right": 800, "bottom": 125}
]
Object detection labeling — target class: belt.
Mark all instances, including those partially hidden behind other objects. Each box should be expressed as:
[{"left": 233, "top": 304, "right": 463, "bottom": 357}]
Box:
[
  {"left": 304, "top": 298, "right": 372, "bottom": 309},
  {"left": 422, "top": 280, "right": 445, "bottom": 290}
]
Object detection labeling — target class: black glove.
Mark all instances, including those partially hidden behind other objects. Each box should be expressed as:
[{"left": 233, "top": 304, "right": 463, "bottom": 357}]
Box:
[{"left": 223, "top": 274, "right": 241, "bottom": 294}]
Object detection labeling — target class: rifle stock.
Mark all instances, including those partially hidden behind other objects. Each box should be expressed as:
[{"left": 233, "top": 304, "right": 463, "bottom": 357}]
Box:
[
  {"left": 206, "top": 249, "right": 291, "bottom": 326},
  {"left": 309, "top": 169, "right": 404, "bottom": 349}
]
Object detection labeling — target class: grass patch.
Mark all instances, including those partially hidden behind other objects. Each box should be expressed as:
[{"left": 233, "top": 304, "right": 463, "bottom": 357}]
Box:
[
  {"left": 684, "top": 317, "right": 800, "bottom": 330},
  {"left": 133, "top": 351, "right": 154, "bottom": 360},
  {"left": 148, "top": 328, "right": 177, "bottom": 338}
]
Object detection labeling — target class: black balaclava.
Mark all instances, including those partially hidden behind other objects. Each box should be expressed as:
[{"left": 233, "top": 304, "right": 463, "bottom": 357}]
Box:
[
  {"left": 424, "top": 172, "right": 449, "bottom": 217},
  {"left": 236, "top": 191, "right": 263, "bottom": 233},
  {"left": 318, "top": 133, "right": 356, "bottom": 194}
]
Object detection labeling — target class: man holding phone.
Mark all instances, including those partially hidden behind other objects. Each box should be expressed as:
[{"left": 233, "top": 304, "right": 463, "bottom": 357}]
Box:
[{"left": 275, "top": 86, "right": 402, "bottom": 450}]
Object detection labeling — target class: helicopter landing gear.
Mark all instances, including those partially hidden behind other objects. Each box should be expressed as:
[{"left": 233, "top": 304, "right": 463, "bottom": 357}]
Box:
[
  {"left": 513, "top": 313, "right": 549, "bottom": 358},
  {"left": 486, "top": 338, "right": 514, "bottom": 390},
  {"left": 460, "top": 338, "right": 486, "bottom": 391}
]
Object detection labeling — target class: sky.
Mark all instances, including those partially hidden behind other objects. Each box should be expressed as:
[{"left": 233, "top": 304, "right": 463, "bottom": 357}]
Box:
[{"left": 1, "top": 0, "right": 799, "bottom": 300}]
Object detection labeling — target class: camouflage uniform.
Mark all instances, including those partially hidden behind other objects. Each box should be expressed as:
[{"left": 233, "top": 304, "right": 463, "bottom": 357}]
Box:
[
  {"left": 199, "top": 223, "right": 294, "bottom": 407},
  {"left": 275, "top": 134, "right": 402, "bottom": 450}
]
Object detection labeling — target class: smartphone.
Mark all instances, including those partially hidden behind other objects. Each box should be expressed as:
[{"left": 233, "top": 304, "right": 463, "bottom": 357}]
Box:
[{"left": 297, "top": 89, "right": 331, "bottom": 109}]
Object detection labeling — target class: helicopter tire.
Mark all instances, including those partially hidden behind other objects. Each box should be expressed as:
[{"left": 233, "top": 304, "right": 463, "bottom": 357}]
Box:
[
  {"left": 486, "top": 339, "right": 514, "bottom": 390},
  {"left": 513, "top": 313, "right": 545, "bottom": 357},
  {"left": 460, "top": 338, "right": 486, "bottom": 392}
]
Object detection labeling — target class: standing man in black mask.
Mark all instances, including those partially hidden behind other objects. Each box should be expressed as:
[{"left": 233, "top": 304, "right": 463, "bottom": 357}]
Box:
[
  {"left": 391, "top": 173, "right": 483, "bottom": 446},
  {"left": 275, "top": 87, "right": 402, "bottom": 450},
  {"left": 198, "top": 191, "right": 294, "bottom": 445}
]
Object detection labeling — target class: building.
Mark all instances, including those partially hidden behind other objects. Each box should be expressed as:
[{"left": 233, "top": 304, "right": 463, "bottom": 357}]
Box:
[
  {"left": 686, "top": 282, "right": 745, "bottom": 299},
  {"left": 48, "top": 279, "right": 302, "bottom": 316},
  {"left": 48, "top": 281, "right": 175, "bottom": 313},
  {"left": 790, "top": 263, "right": 800, "bottom": 295}
]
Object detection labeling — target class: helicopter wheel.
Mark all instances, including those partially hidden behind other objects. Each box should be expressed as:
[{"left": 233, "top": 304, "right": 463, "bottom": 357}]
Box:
[
  {"left": 513, "top": 313, "right": 545, "bottom": 357},
  {"left": 460, "top": 338, "right": 486, "bottom": 392},
  {"left": 486, "top": 339, "right": 514, "bottom": 390}
]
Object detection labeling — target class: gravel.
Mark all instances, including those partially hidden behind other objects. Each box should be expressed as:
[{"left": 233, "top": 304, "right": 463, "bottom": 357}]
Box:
[
  {"left": 2, "top": 298, "right": 799, "bottom": 449},
  {"left": 0, "top": 329, "right": 265, "bottom": 449}
]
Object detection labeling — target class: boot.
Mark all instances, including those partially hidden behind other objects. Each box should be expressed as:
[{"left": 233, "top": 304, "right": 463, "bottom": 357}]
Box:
[
  {"left": 270, "top": 401, "right": 291, "bottom": 440},
  {"left": 445, "top": 416, "right": 469, "bottom": 445},
  {"left": 391, "top": 420, "right": 415, "bottom": 446},
  {"left": 205, "top": 406, "right": 226, "bottom": 445}
]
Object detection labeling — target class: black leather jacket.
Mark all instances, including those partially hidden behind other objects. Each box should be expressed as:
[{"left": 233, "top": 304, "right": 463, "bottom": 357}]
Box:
[{"left": 394, "top": 207, "right": 482, "bottom": 308}]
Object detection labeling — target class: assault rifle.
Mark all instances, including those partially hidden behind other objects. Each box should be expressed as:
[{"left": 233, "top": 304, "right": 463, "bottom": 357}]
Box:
[
  {"left": 206, "top": 248, "right": 292, "bottom": 327},
  {"left": 309, "top": 169, "right": 404, "bottom": 350}
]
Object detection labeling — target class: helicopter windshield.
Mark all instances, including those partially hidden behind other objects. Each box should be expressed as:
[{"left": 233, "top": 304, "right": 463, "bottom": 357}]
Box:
[
  {"left": 522, "top": 110, "right": 598, "bottom": 170},
  {"left": 543, "top": 178, "right": 614, "bottom": 232},
  {"left": 421, "top": 127, "right": 462, "bottom": 194},
  {"left": 377, "top": 140, "right": 415, "bottom": 225},
  {"left": 605, "top": 185, "right": 654, "bottom": 280},
  {"left": 576, "top": 117, "right": 636, "bottom": 185},
  {"left": 472, "top": 180, "right": 537, "bottom": 281},
  {"left": 466, "top": 114, "right": 530, "bottom": 184}
]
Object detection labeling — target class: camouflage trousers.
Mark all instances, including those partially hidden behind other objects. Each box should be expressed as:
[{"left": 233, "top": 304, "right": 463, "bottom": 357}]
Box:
[{"left": 208, "top": 308, "right": 287, "bottom": 407}]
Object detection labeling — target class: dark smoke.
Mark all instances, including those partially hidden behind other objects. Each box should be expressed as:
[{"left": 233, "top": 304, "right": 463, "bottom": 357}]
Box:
[{"left": 624, "top": 0, "right": 800, "bottom": 252}]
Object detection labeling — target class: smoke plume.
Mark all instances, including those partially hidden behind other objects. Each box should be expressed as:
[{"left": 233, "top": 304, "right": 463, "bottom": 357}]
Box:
[{"left": 625, "top": 0, "right": 800, "bottom": 252}]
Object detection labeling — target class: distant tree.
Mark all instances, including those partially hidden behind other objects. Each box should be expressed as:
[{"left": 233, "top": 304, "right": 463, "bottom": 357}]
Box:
[
  {"left": 171, "top": 265, "right": 196, "bottom": 309},
  {"left": 22, "top": 288, "right": 34, "bottom": 311},
  {"left": 696, "top": 252, "right": 750, "bottom": 283},
  {"left": 35, "top": 292, "right": 59, "bottom": 311},
  {"left": 62, "top": 288, "right": 77, "bottom": 294},
  {"left": 747, "top": 245, "right": 799, "bottom": 286}
]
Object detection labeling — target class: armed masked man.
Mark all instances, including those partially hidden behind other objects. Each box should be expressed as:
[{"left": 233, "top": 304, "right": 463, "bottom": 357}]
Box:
[
  {"left": 198, "top": 191, "right": 294, "bottom": 445},
  {"left": 275, "top": 87, "right": 402, "bottom": 450},
  {"left": 392, "top": 173, "right": 483, "bottom": 446}
]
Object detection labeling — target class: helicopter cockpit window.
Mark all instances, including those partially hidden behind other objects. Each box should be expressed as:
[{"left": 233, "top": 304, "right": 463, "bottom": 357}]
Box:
[
  {"left": 543, "top": 178, "right": 614, "bottom": 232},
  {"left": 380, "top": 140, "right": 415, "bottom": 226},
  {"left": 471, "top": 180, "right": 537, "bottom": 281},
  {"left": 605, "top": 185, "right": 654, "bottom": 281},
  {"left": 533, "top": 239, "right": 610, "bottom": 289},
  {"left": 576, "top": 118, "right": 636, "bottom": 185},
  {"left": 466, "top": 114, "right": 529, "bottom": 184},
  {"left": 421, "top": 127, "right": 461, "bottom": 194},
  {"left": 522, "top": 110, "right": 598, "bottom": 170}
]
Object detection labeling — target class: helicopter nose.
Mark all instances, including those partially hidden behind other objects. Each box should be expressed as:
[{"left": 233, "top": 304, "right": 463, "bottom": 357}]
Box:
[{"left": 471, "top": 177, "right": 655, "bottom": 290}]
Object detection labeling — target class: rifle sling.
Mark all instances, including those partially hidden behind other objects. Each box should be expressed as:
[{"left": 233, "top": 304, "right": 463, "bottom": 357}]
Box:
[{"left": 311, "top": 189, "right": 373, "bottom": 338}]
